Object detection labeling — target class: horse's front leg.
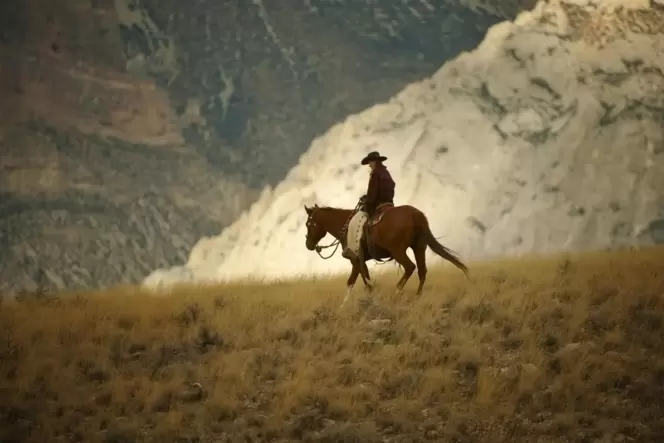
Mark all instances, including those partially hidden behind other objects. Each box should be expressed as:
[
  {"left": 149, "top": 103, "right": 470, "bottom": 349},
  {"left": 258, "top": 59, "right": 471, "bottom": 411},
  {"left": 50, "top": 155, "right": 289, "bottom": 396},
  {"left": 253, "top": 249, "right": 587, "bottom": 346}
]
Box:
[
  {"left": 341, "top": 260, "right": 360, "bottom": 308},
  {"left": 358, "top": 256, "right": 374, "bottom": 293}
]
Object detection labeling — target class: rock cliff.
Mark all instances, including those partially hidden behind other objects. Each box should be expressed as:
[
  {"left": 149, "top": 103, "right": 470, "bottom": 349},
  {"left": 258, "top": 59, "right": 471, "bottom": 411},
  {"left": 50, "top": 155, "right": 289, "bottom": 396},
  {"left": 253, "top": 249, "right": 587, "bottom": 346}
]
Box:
[
  {"left": 145, "top": 0, "right": 664, "bottom": 288},
  {"left": 2, "top": 0, "right": 524, "bottom": 293}
]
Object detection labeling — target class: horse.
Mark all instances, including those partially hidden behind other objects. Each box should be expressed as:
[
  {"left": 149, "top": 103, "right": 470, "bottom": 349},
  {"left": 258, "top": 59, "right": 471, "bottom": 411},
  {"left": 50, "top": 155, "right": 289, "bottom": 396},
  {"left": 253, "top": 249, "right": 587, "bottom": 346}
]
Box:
[{"left": 303, "top": 203, "right": 469, "bottom": 305}]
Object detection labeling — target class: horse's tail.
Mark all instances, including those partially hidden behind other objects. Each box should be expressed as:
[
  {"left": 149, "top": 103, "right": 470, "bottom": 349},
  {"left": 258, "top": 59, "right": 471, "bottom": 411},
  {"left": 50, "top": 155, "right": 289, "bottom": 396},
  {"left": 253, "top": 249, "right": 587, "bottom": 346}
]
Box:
[{"left": 415, "top": 210, "right": 470, "bottom": 280}]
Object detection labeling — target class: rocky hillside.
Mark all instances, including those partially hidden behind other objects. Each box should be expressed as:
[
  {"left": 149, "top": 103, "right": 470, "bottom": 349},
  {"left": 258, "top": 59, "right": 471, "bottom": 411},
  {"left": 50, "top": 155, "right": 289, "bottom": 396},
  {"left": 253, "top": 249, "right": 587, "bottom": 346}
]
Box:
[
  {"left": 0, "top": 0, "right": 255, "bottom": 293},
  {"left": 145, "top": 0, "right": 664, "bottom": 287},
  {"left": 1, "top": 0, "right": 523, "bottom": 294}
]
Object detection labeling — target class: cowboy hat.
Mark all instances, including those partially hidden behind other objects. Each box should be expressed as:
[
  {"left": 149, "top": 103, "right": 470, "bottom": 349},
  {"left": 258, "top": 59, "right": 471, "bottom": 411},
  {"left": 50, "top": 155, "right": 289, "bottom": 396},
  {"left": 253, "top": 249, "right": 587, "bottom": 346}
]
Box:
[{"left": 360, "top": 151, "right": 388, "bottom": 165}]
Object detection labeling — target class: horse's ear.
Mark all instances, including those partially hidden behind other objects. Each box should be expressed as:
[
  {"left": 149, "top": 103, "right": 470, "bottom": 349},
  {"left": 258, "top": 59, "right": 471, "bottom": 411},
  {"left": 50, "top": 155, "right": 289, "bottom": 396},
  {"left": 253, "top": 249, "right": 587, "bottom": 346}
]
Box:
[
  {"left": 304, "top": 205, "right": 312, "bottom": 215},
  {"left": 314, "top": 204, "right": 319, "bottom": 209}
]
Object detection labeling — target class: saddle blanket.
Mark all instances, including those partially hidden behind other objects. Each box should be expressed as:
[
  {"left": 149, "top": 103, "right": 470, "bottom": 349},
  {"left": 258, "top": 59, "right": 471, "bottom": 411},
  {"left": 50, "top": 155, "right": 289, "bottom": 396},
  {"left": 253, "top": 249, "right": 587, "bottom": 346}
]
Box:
[{"left": 345, "top": 210, "right": 367, "bottom": 258}]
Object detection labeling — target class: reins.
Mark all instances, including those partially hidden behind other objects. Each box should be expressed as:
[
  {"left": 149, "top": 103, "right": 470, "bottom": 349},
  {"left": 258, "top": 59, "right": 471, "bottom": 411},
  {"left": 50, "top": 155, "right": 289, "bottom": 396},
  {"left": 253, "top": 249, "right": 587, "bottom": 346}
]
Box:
[{"left": 315, "top": 239, "right": 340, "bottom": 259}]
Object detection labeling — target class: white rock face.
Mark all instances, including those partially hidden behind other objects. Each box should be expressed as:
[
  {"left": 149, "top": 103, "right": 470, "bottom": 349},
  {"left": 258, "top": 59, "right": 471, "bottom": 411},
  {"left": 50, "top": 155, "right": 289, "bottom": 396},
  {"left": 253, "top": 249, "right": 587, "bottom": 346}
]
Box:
[{"left": 143, "top": 0, "right": 664, "bottom": 288}]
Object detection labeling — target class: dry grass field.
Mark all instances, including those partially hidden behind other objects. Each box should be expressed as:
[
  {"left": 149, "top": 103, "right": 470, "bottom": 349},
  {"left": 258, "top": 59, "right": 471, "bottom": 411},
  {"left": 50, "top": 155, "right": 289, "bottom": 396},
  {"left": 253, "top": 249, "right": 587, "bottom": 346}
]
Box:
[{"left": 1, "top": 247, "right": 664, "bottom": 443}]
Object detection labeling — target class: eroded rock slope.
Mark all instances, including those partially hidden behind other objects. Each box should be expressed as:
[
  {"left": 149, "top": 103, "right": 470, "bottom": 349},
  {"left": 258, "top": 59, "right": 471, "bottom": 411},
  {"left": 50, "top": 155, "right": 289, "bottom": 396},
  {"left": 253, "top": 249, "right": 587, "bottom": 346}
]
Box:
[
  {"left": 115, "top": 0, "right": 522, "bottom": 186},
  {"left": 145, "top": 0, "right": 664, "bottom": 287}
]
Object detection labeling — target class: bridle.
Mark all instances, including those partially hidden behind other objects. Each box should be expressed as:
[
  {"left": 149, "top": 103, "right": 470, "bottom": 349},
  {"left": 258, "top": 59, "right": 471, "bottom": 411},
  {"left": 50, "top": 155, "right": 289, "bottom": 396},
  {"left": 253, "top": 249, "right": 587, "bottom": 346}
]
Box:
[
  {"left": 306, "top": 208, "right": 342, "bottom": 259},
  {"left": 306, "top": 203, "right": 361, "bottom": 260}
]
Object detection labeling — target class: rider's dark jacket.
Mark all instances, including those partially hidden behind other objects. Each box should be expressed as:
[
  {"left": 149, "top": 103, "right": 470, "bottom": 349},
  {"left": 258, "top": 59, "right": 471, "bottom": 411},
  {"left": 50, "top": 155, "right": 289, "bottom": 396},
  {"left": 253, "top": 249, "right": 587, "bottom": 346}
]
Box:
[{"left": 365, "top": 163, "right": 395, "bottom": 216}]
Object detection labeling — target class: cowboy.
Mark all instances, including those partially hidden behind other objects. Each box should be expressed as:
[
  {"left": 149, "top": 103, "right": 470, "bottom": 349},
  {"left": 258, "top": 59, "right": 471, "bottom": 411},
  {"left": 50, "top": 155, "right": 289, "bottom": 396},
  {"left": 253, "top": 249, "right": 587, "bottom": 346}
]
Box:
[
  {"left": 361, "top": 151, "right": 395, "bottom": 218},
  {"left": 344, "top": 151, "right": 395, "bottom": 260}
]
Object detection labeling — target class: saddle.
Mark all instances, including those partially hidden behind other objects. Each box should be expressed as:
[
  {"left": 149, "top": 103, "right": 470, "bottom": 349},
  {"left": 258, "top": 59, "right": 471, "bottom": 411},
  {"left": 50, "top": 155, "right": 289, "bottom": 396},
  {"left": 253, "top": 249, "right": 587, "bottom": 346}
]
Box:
[
  {"left": 368, "top": 203, "right": 394, "bottom": 227},
  {"left": 363, "top": 203, "right": 394, "bottom": 260}
]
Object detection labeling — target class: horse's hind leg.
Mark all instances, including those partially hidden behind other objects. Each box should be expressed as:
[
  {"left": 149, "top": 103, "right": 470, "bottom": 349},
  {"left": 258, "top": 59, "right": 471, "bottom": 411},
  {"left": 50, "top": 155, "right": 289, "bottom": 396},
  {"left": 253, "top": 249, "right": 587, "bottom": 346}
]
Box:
[
  {"left": 391, "top": 249, "right": 416, "bottom": 295},
  {"left": 413, "top": 242, "right": 428, "bottom": 296}
]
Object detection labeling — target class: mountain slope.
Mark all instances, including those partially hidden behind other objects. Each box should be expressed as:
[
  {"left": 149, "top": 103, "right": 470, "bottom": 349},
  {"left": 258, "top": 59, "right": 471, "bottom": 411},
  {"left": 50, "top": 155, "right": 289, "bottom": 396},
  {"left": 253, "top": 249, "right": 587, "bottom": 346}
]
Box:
[
  {"left": 1, "top": 0, "right": 531, "bottom": 293},
  {"left": 145, "top": 0, "right": 664, "bottom": 287},
  {"left": 3, "top": 247, "right": 664, "bottom": 442}
]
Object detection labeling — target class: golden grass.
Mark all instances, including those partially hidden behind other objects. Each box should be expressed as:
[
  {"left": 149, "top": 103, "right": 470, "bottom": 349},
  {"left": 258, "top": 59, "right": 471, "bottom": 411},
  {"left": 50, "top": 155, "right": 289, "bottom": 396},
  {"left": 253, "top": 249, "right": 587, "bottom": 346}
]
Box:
[{"left": 2, "top": 247, "right": 664, "bottom": 443}]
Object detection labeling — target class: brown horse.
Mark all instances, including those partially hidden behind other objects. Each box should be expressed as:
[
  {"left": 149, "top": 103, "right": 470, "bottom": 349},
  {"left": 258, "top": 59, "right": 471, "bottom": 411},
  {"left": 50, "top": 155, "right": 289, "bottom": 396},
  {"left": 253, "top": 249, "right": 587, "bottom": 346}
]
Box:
[{"left": 304, "top": 204, "right": 469, "bottom": 302}]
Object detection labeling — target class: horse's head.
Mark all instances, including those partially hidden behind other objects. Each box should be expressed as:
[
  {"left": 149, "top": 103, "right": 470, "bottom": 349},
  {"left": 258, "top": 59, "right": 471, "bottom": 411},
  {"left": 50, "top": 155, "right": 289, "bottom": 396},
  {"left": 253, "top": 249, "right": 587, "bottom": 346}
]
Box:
[{"left": 304, "top": 204, "right": 327, "bottom": 251}]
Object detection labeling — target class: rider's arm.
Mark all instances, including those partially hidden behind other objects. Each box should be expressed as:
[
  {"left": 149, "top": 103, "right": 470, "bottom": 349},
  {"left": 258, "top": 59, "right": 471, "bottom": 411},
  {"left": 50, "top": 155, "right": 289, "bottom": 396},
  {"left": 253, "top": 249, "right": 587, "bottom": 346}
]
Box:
[{"left": 365, "top": 171, "right": 378, "bottom": 208}]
